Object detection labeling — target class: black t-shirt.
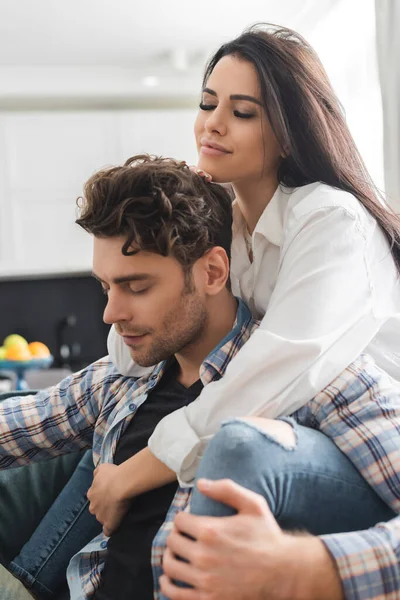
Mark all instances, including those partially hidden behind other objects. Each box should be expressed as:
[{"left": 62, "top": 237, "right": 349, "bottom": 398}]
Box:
[{"left": 94, "top": 361, "right": 203, "bottom": 600}]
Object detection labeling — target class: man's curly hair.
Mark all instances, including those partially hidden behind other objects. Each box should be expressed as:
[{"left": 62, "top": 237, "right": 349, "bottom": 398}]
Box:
[{"left": 76, "top": 155, "right": 233, "bottom": 271}]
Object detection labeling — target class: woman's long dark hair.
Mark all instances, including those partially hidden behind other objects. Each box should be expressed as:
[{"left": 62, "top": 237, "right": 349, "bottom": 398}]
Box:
[{"left": 204, "top": 24, "right": 400, "bottom": 272}]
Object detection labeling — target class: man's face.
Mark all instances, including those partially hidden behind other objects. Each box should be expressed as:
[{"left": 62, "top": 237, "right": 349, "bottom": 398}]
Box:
[{"left": 93, "top": 236, "right": 208, "bottom": 367}]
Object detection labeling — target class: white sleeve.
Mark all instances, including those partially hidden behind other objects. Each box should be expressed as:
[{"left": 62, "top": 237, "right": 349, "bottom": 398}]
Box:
[{"left": 149, "top": 206, "right": 387, "bottom": 486}]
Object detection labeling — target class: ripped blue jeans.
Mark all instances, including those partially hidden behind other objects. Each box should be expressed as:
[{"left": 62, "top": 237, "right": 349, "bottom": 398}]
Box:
[{"left": 190, "top": 418, "right": 395, "bottom": 532}]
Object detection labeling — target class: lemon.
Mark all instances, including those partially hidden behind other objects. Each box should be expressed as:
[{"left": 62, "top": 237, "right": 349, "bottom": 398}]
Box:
[{"left": 4, "top": 334, "right": 28, "bottom": 349}]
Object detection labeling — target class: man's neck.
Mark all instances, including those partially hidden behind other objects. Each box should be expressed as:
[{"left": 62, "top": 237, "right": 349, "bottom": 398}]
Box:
[{"left": 175, "top": 293, "right": 238, "bottom": 387}]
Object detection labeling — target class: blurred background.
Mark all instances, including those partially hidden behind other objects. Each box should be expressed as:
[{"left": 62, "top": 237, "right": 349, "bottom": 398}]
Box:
[{"left": 0, "top": 0, "right": 397, "bottom": 384}]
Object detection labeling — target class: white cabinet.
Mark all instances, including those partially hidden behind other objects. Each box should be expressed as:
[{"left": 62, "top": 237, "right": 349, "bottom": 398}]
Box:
[{"left": 0, "top": 108, "right": 198, "bottom": 276}]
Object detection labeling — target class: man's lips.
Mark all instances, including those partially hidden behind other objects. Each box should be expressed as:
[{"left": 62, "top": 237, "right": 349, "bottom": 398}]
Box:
[{"left": 121, "top": 334, "right": 149, "bottom": 346}]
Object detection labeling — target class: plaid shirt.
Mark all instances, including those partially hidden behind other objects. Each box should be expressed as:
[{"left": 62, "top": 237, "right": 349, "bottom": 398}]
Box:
[
  {"left": 152, "top": 356, "right": 400, "bottom": 600},
  {"left": 2, "top": 306, "right": 400, "bottom": 599},
  {"left": 0, "top": 299, "right": 256, "bottom": 599}
]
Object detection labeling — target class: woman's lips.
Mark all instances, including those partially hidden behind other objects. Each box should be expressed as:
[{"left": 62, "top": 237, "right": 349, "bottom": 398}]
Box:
[{"left": 200, "top": 144, "right": 231, "bottom": 156}]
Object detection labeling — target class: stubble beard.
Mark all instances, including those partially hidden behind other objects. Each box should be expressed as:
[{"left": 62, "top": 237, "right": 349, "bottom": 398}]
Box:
[{"left": 131, "top": 290, "right": 208, "bottom": 367}]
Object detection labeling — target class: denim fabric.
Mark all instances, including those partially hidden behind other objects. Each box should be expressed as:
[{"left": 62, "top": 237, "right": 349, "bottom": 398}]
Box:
[
  {"left": 0, "top": 452, "right": 84, "bottom": 564},
  {"left": 190, "top": 419, "right": 395, "bottom": 532},
  {"left": 9, "top": 451, "right": 100, "bottom": 600}
]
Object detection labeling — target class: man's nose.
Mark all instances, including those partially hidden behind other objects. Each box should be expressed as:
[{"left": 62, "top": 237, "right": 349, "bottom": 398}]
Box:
[{"left": 103, "top": 289, "right": 131, "bottom": 325}]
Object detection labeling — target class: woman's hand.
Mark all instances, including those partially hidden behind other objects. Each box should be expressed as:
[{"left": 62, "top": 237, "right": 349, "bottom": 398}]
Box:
[
  {"left": 189, "top": 166, "right": 213, "bottom": 181},
  {"left": 87, "top": 463, "right": 131, "bottom": 537}
]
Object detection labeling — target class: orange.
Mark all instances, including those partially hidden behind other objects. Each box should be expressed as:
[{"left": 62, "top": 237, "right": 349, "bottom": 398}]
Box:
[
  {"left": 28, "top": 342, "right": 51, "bottom": 358},
  {"left": 6, "top": 345, "right": 32, "bottom": 361}
]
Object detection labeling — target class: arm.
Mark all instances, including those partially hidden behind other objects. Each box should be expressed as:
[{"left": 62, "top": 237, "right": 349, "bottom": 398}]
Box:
[
  {"left": 161, "top": 479, "right": 400, "bottom": 600},
  {"left": 87, "top": 446, "right": 176, "bottom": 534},
  {"left": 306, "top": 354, "right": 400, "bottom": 513},
  {"left": 321, "top": 517, "right": 400, "bottom": 600},
  {"left": 149, "top": 201, "right": 394, "bottom": 484},
  {"left": 0, "top": 357, "right": 112, "bottom": 467},
  {"left": 160, "top": 479, "right": 344, "bottom": 600}
]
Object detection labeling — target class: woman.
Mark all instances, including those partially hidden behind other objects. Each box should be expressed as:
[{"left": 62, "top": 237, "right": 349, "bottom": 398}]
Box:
[{"left": 106, "top": 23, "right": 400, "bottom": 488}]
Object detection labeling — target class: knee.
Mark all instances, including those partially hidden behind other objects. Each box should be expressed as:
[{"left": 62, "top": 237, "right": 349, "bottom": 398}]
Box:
[
  {"left": 238, "top": 417, "right": 296, "bottom": 450},
  {"left": 201, "top": 420, "right": 263, "bottom": 471},
  {"left": 202, "top": 418, "right": 295, "bottom": 472}
]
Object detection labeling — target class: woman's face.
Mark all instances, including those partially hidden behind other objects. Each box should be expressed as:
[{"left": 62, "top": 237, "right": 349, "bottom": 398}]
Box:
[{"left": 194, "top": 55, "right": 282, "bottom": 184}]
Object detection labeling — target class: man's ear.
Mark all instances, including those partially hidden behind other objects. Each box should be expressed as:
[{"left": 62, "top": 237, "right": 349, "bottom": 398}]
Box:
[{"left": 202, "top": 246, "right": 230, "bottom": 296}]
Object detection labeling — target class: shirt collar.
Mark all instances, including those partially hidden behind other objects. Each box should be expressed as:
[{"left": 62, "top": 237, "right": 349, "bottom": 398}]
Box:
[
  {"left": 232, "top": 184, "right": 288, "bottom": 247},
  {"left": 200, "top": 298, "right": 256, "bottom": 383}
]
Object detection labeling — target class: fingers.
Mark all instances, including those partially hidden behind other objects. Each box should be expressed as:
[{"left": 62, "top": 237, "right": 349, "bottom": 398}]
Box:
[
  {"left": 188, "top": 165, "right": 212, "bottom": 181},
  {"left": 166, "top": 526, "right": 198, "bottom": 563},
  {"left": 174, "top": 511, "right": 219, "bottom": 543},
  {"left": 103, "top": 525, "right": 112, "bottom": 537},
  {"left": 163, "top": 548, "right": 200, "bottom": 588},
  {"left": 159, "top": 574, "right": 199, "bottom": 600},
  {"left": 196, "top": 479, "right": 270, "bottom": 517}
]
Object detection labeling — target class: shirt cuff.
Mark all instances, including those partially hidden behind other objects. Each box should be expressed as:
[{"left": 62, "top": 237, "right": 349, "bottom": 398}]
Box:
[
  {"left": 148, "top": 407, "right": 208, "bottom": 486},
  {"left": 321, "top": 522, "right": 400, "bottom": 600}
]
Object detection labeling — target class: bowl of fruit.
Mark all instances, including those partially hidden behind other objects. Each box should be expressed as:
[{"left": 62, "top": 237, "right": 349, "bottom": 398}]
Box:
[{"left": 0, "top": 335, "right": 53, "bottom": 390}]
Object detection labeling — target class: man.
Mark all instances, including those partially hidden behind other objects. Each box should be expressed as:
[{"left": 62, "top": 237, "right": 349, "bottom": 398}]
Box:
[
  {"left": 0, "top": 155, "right": 239, "bottom": 599},
  {"left": 0, "top": 155, "right": 397, "bottom": 600}
]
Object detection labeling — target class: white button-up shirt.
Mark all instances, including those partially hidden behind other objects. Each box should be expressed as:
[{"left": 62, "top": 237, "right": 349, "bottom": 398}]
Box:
[{"left": 108, "top": 182, "right": 400, "bottom": 485}]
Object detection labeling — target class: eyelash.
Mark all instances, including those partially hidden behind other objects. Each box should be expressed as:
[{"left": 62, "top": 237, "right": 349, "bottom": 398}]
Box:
[
  {"left": 100, "top": 287, "right": 149, "bottom": 296},
  {"left": 199, "top": 102, "right": 254, "bottom": 120}
]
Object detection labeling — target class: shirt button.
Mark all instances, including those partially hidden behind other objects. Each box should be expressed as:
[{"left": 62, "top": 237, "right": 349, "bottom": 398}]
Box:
[
  {"left": 100, "top": 541, "right": 108, "bottom": 549},
  {"left": 129, "top": 403, "right": 136, "bottom": 411}
]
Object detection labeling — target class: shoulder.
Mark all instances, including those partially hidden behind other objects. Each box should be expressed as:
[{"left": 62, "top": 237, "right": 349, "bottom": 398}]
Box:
[{"left": 282, "top": 182, "right": 374, "bottom": 238}]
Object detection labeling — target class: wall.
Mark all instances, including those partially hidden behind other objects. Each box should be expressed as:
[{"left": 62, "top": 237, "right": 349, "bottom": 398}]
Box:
[{"left": 0, "top": 108, "right": 198, "bottom": 276}]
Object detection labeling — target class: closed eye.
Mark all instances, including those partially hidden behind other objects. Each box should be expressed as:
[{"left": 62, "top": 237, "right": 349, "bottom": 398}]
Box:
[
  {"left": 199, "top": 102, "right": 254, "bottom": 120},
  {"left": 199, "top": 102, "right": 216, "bottom": 111},
  {"left": 129, "top": 287, "right": 150, "bottom": 295},
  {"left": 233, "top": 110, "right": 255, "bottom": 119}
]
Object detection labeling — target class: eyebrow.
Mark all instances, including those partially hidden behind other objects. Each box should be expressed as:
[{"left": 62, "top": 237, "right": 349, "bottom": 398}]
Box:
[
  {"left": 203, "top": 87, "right": 262, "bottom": 106},
  {"left": 91, "top": 272, "right": 155, "bottom": 285}
]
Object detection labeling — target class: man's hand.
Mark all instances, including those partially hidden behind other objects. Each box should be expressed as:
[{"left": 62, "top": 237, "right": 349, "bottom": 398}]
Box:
[
  {"left": 160, "top": 479, "right": 344, "bottom": 600},
  {"left": 87, "top": 463, "right": 131, "bottom": 536}
]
